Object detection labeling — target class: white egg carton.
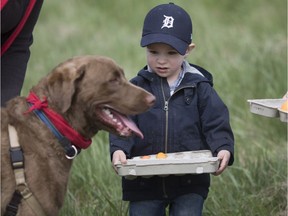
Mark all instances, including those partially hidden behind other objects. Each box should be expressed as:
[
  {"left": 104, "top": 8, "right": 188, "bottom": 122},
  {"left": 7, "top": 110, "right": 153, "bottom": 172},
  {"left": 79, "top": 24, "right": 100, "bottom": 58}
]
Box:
[
  {"left": 247, "top": 92, "right": 288, "bottom": 122},
  {"left": 247, "top": 98, "right": 286, "bottom": 118},
  {"left": 115, "top": 150, "right": 219, "bottom": 178},
  {"left": 278, "top": 108, "right": 288, "bottom": 123}
]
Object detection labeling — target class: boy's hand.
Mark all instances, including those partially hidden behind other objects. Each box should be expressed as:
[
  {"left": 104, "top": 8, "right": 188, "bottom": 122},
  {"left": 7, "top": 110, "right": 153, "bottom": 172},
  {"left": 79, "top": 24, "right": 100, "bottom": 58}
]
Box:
[
  {"left": 214, "top": 150, "right": 231, "bottom": 176},
  {"left": 112, "top": 150, "right": 127, "bottom": 173}
]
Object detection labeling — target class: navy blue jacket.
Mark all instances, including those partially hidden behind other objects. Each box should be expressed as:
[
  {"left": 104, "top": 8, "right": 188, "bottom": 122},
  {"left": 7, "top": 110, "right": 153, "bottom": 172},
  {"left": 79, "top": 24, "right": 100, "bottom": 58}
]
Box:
[{"left": 110, "top": 62, "right": 234, "bottom": 201}]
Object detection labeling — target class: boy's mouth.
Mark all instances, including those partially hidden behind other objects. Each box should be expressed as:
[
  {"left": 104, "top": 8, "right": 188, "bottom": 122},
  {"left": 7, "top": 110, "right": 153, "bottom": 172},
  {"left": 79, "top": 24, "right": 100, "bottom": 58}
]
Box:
[{"left": 156, "top": 67, "right": 168, "bottom": 73}]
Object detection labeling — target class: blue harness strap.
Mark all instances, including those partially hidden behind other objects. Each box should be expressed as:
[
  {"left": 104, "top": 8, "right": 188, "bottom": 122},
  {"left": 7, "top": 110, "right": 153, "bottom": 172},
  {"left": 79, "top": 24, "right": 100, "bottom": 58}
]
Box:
[{"left": 29, "top": 104, "right": 80, "bottom": 159}]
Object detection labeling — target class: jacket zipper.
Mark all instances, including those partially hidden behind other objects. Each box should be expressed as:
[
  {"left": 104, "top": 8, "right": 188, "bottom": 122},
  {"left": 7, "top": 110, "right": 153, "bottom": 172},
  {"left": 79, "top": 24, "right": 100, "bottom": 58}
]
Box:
[
  {"left": 161, "top": 85, "right": 193, "bottom": 152},
  {"left": 163, "top": 100, "right": 169, "bottom": 153},
  {"left": 161, "top": 78, "right": 170, "bottom": 153},
  {"left": 161, "top": 79, "right": 169, "bottom": 198},
  {"left": 160, "top": 82, "right": 196, "bottom": 199}
]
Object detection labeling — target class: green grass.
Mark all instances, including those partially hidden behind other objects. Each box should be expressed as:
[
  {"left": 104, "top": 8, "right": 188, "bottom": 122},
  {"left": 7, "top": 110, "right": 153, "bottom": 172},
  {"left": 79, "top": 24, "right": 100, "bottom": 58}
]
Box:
[{"left": 22, "top": 0, "right": 287, "bottom": 215}]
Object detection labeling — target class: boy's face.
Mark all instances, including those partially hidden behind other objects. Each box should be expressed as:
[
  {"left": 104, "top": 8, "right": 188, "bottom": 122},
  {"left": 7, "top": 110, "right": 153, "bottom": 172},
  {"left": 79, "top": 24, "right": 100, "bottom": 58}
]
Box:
[{"left": 146, "top": 43, "right": 193, "bottom": 83}]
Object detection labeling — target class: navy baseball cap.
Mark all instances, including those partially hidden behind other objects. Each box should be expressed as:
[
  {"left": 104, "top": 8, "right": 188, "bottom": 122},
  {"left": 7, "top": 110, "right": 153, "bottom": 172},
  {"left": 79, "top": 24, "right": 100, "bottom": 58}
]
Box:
[{"left": 141, "top": 3, "right": 193, "bottom": 55}]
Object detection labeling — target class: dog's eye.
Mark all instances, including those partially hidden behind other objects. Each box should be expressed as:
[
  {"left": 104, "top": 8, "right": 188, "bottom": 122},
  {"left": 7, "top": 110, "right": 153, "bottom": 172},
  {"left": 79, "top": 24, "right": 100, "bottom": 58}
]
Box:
[
  {"left": 109, "top": 77, "right": 117, "bottom": 82},
  {"left": 108, "top": 70, "right": 123, "bottom": 85},
  {"left": 109, "top": 77, "right": 120, "bottom": 84}
]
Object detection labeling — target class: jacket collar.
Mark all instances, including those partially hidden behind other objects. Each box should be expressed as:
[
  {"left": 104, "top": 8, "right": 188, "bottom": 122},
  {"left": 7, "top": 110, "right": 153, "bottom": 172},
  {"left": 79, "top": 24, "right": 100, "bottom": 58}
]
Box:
[{"left": 137, "top": 61, "right": 213, "bottom": 86}]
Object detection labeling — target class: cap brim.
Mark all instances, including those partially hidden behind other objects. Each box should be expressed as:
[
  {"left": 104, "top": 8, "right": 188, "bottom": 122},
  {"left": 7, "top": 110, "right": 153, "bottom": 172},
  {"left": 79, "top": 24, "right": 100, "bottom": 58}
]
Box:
[{"left": 141, "top": 34, "right": 188, "bottom": 55}]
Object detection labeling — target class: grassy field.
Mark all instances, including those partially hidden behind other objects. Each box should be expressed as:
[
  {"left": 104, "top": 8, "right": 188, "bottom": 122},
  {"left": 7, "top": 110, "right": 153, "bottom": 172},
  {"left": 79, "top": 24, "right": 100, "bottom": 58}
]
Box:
[{"left": 22, "top": 0, "right": 287, "bottom": 215}]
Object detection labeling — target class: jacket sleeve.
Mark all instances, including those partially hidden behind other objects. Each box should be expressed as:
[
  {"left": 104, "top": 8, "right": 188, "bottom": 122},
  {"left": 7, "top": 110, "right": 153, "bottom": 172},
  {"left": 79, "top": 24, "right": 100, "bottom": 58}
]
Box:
[
  {"left": 109, "top": 76, "right": 141, "bottom": 159},
  {"left": 109, "top": 73, "right": 147, "bottom": 160},
  {"left": 109, "top": 134, "right": 134, "bottom": 159},
  {"left": 197, "top": 82, "right": 235, "bottom": 165}
]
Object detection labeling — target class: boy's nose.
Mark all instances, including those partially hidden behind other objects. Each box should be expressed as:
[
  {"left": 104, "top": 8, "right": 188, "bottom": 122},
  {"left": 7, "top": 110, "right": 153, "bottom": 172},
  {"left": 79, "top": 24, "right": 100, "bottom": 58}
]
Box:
[{"left": 156, "top": 55, "right": 167, "bottom": 64}]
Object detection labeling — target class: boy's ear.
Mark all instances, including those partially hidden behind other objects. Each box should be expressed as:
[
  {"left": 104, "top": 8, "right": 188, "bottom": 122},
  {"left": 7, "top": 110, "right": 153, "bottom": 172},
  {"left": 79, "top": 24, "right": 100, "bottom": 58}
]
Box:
[{"left": 184, "top": 43, "right": 196, "bottom": 57}]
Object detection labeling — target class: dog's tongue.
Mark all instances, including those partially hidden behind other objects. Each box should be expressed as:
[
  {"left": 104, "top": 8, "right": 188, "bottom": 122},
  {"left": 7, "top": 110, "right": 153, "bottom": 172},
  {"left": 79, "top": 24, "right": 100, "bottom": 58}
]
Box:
[{"left": 118, "top": 115, "right": 144, "bottom": 139}]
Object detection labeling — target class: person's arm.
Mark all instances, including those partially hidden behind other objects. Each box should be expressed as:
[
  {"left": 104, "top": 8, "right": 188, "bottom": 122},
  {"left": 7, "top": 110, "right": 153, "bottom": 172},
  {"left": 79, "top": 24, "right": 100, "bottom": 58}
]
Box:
[
  {"left": 197, "top": 83, "right": 235, "bottom": 170},
  {"left": 1, "top": 0, "right": 44, "bottom": 53},
  {"left": 1, "top": 0, "right": 44, "bottom": 105}
]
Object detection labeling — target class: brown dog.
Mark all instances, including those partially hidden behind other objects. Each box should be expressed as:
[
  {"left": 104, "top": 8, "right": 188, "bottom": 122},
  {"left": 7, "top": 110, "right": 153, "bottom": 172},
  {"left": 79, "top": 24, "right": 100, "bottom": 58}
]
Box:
[{"left": 1, "top": 55, "right": 155, "bottom": 216}]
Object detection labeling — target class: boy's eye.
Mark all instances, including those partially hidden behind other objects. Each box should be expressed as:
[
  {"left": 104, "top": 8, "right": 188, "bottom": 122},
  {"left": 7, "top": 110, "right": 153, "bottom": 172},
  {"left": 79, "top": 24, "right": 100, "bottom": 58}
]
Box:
[
  {"left": 148, "top": 50, "right": 158, "bottom": 54},
  {"left": 168, "top": 51, "right": 178, "bottom": 55}
]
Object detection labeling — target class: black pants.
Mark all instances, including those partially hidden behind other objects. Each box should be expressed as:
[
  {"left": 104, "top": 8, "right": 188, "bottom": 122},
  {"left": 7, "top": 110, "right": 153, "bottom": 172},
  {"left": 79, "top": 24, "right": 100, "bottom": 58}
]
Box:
[{"left": 1, "top": 0, "right": 43, "bottom": 106}]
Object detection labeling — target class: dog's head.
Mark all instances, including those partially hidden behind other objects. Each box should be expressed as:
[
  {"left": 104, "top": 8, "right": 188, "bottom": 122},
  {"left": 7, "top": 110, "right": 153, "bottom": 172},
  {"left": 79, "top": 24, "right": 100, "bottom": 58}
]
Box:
[{"left": 33, "top": 55, "right": 155, "bottom": 139}]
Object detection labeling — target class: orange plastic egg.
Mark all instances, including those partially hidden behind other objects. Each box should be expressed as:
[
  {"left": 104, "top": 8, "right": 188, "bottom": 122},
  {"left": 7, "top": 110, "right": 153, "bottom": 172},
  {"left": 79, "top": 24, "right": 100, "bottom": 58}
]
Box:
[
  {"left": 281, "top": 100, "right": 288, "bottom": 112},
  {"left": 140, "top": 155, "right": 151, "bottom": 159},
  {"left": 156, "top": 152, "right": 167, "bottom": 159}
]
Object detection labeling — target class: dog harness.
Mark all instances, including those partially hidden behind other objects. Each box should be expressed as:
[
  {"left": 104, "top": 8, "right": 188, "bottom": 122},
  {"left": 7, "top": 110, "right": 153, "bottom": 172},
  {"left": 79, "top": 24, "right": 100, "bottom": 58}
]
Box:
[
  {"left": 25, "top": 91, "right": 92, "bottom": 159},
  {"left": 5, "top": 125, "right": 47, "bottom": 216}
]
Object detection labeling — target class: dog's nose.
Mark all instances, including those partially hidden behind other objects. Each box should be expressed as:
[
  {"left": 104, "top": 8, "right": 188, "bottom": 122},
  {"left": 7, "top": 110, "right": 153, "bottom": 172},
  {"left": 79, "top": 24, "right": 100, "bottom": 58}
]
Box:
[{"left": 145, "top": 94, "right": 156, "bottom": 106}]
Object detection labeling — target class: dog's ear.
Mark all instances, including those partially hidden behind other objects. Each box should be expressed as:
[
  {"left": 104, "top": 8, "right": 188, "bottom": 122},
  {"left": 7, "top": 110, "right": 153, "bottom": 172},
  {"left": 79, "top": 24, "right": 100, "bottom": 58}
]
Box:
[{"left": 47, "top": 64, "right": 85, "bottom": 113}]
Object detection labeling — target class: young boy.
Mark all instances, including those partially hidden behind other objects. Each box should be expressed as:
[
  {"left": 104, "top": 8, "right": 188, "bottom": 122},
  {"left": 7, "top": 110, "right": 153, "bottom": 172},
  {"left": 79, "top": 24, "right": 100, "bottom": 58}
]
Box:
[{"left": 110, "top": 3, "right": 234, "bottom": 216}]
